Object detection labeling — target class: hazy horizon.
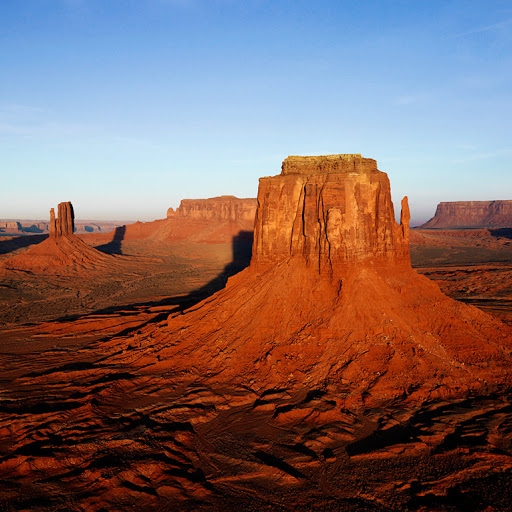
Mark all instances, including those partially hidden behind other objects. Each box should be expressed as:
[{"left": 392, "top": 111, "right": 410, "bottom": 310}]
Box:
[{"left": 2, "top": 0, "right": 511, "bottom": 223}]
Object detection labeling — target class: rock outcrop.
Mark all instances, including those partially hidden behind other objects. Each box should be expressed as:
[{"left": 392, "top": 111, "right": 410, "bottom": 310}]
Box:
[
  {"left": 50, "top": 201, "right": 75, "bottom": 236},
  {"left": 93, "top": 196, "right": 257, "bottom": 246},
  {"left": 168, "top": 195, "right": 257, "bottom": 222},
  {"left": 252, "top": 154, "right": 410, "bottom": 272},
  {"left": 0, "top": 221, "right": 21, "bottom": 233},
  {"left": 110, "top": 154, "right": 512, "bottom": 406},
  {"left": 422, "top": 200, "right": 512, "bottom": 228},
  {"left": 1, "top": 201, "right": 116, "bottom": 273}
]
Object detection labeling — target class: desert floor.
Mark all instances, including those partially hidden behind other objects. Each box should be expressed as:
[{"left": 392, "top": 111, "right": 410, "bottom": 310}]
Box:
[{"left": 0, "top": 228, "right": 511, "bottom": 511}]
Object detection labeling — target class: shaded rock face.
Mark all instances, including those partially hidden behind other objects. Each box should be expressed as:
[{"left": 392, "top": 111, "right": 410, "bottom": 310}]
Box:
[
  {"left": 50, "top": 201, "right": 75, "bottom": 237},
  {"left": 422, "top": 200, "right": 512, "bottom": 229},
  {"left": 168, "top": 195, "right": 257, "bottom": 222},
  {"left": 252, "top": 155, "right": 410, "bottom": 273}
]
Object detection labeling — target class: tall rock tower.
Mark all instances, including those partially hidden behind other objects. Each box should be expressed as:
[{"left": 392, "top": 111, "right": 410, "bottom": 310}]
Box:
[{"left": 49, "top": 202, "right": 75, "bottom": 237}]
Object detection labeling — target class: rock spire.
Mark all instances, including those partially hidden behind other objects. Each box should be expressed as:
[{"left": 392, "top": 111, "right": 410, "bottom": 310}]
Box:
[{"left": 49, "top": 202, "right": 75, "bottom": 237}]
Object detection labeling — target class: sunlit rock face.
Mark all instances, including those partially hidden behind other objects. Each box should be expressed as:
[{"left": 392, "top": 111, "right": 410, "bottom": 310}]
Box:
[
  {"left": 50, "top": 201, "right": 75, "bottom": 237},
  {"left": 252, "top": 155, "right": 410, "bottom": 274},
  {"left": 149, "top": 154, "right": 512, "bottom": 403},
  {"left": 167, "top": 196, "right": 257, "bottom": 222},
  {"left": 422, "top": 200, "right": 512, "bottom": 228},
  {"left": 2, "top": 201, "right": 114, "bottom": 273}
]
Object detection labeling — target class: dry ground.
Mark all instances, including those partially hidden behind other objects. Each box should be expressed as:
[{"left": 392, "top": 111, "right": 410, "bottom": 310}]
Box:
[{"left": 0, "top": 228, "right": 511, "bottom": 511}]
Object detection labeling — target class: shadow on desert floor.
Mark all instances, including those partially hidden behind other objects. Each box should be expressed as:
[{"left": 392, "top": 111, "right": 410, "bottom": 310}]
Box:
[
  {"left": 0, "top": 234, "right": 49, "bottom": 256},
  {"left": 490, "top": 228, "right": 512, "bottom": 240},
  {"left": 95, "top": 225, "right": 126, "bottom": 254},
  {"left": 53, "top": 230, "right": 254, "bottom": 326}
]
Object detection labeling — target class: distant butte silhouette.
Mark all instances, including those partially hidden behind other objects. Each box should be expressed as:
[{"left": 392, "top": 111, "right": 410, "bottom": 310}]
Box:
[{"left": 120, "top": 154, "right": 512, "bottom": 406}]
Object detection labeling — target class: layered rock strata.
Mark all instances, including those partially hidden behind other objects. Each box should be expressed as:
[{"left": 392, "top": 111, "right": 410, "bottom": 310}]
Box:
[
  {"left": 252, "top": 154, "right": 410, "bottom": 272},
  {"left": 167, "top": 195, "right": 257, "bottom": 222},
  {"left": 422, "top": 200, "right": 512, "bottom": 228},
  {"left": 113, "top": 155, "right": 512, "bottom": 405}
]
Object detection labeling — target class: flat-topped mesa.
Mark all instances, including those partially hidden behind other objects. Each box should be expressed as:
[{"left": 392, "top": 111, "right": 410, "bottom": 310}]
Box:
[
  {"left": 421, "top": 200, "right": 512, "bottom": 229},
  {"left": 170, "top": 196, "right": 257, "bottom": 222},
  {"left": 252, "top": 154, "right": 410, "bottom": 273},
  {"left": 50, "top": 202, "right": 75, "bottom": 237}
]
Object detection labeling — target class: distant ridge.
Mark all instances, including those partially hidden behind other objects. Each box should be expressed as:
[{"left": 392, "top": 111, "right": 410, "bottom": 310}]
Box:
[{"left": 421, "top": 200, "right": 512, "bottom": 229}]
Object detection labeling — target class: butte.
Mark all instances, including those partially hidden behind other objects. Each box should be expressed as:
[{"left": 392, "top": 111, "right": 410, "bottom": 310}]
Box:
[
  {"left": 1, "top": 202, "right": 118, "bottom": 273},
  {"left": 103, "top": 156, "right": 512, "bottom": 405}
]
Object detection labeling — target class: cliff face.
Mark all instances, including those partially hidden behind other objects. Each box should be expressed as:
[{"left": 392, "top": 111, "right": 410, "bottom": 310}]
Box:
[
  {"left": 168, "top": 196, "right": 257, "bottom": 222},
  {"left": 117, "top": 153, "right": 512, "bottom": 404},
  {"left": 252, "top": 155, "right": 410, "bottom": 273},
  {"left": 422, "top": 200, "right": 512, "bottom": 228},
  {"left": 50, "top": 201, "right": 75, "bottom": 237}
]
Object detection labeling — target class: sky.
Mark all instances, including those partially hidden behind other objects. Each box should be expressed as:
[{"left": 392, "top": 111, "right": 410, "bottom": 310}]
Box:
[{"left": 1, "top": 0, "right": 511, "bottom": 225}]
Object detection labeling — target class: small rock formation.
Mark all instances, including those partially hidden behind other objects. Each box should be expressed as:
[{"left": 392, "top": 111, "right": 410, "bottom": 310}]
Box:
[
  {"left": 49, "top": 208, "right": 56, "bottom": 236},
  {"left": 50, "top": 201, "right": 75, "bottom": 237},
  {"left": 422, "top": 200, "right": 512, "bottom": 228},
  {"left": 130, "top": 154, "right": 512, "bottom": 405},
  {"left": 169, "top": 196, "right": 257, "bottom": 222}
]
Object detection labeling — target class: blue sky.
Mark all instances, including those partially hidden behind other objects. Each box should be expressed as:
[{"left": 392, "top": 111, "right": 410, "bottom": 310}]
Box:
[{"left": 1, "top": 0, "right": 511, "bottom": 224}]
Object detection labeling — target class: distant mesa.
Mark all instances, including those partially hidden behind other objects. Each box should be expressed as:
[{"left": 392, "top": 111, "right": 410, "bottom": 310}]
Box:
[
  {"left": 421, "top": 200, "right": 512, "bottom": 229},
  {"left": 167, "top": 195, "right": 257, "bottom": 222},
  {"left": 0, "top": 221, "right": 22, "bottom": 234},
  {"left": 87, "top": 195, "right": 257, "bottom": 247},
  {"left": 121, "top": 154, "right": 512, "bottom": 406}
]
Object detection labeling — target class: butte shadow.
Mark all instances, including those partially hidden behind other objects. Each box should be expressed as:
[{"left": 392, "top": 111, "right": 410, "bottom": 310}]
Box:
[
  {"left": 117, "top": 154, "right": 512, "bottom": 407},
  {"left": 0, "top": 234, "right": 49, "bottom": 256}
]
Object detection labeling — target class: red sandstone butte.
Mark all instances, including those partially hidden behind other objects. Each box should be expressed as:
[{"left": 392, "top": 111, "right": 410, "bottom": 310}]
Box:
[
  {"left": 422, "top": 200, "right": 512, "bottom": 228},
  {"left": 119, "top": 154, "right": 512, "bottom": 406},
  {"left": 252, "top": 155, "right": 410, "bottom": 272},
  {"left": 49, "top": 201, "right": 75, "bottom": 237},
  {"left": 0, "top": 202, "right": 115, "bottom": 272}
]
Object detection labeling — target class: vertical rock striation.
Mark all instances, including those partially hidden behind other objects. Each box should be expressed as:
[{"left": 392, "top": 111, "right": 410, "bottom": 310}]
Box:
[
  {"left": 145, "top": 154, "right": 512, "bottom": 403},
  {"left": 252, "top": 154, "right": 410, "bottom": 273},
  {"left": 50, "top": 202, "right": 75, "bottom": 237}
]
